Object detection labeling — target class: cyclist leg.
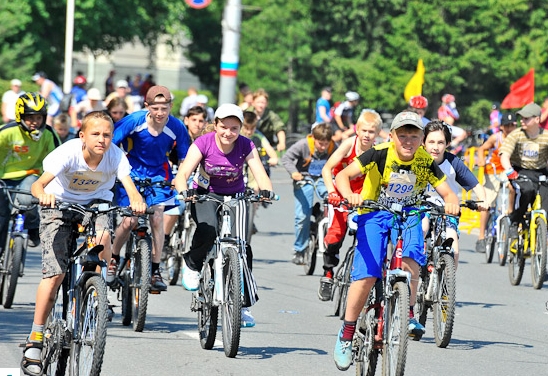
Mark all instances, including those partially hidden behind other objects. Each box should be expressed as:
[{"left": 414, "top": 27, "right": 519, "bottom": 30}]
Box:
[
  {"left": 319, "top": 209, "right": 346, "bottom": 300},
  {"left": 292, "top": 181, "right": 314, "bottom": 259},
  {"left": 0, "top": 186, "right": 9, "bottom": 253}
]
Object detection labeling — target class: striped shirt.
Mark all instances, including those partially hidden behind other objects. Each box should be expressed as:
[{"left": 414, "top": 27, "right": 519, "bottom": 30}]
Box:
[{"left": 499, "top": 128, "right": 548, "bottom": 170}]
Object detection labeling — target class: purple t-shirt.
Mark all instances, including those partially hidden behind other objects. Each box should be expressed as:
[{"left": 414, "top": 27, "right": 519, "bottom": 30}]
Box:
[{"left": 193, "top": 132, "right": 255, "bottom": 194}]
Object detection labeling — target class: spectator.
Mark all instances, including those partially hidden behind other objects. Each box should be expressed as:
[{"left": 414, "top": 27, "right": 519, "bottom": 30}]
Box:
[
  {"left": 315, "top": 86, "right": 332, "bottom": 124},
  {"left": 179, "top": 87, "right": 198, "bottom": 117},
  {"left": 70, "top": 75, "right": 87, "bottom": 103},
  {"left": 2, "top": 79, "right": 25, "bottom": 124},
  {"left": 196, "top": 94, "right": 215, "bottom": 123},
  {"left": 105, "top": 70, "right": 116, "bottom": 96},
  {"left": 139, "top": 74, "right": 155, "bottom": 99},
  {"left": 252, "top": 88, "right": 286, "bottom": 152},
  {"left": 239, "top": 83, "right": 253, "bottom": 111},
  {"left": 129, "top": 73, "right": 143, "bottom": 111},
  {"left": 75, "top": 88, "right": 106, "bottom": 118},
  {"left": 105, "top": 97, "right": 128, "bottom": 123},
  {"left": 52, "top": 113, "right": 75, "bottom": 143},
  {"left": 331, "top": 91, "right": 360, "bottom": 142},
  {"left": 104, "top": 80, "right": 134, "bottom": 113},
  {"left": 539, "top": 97, "right": 548, "bottom": 130},
  {"left": 32, "top": 71, "right": 64, "bottom": 125}
]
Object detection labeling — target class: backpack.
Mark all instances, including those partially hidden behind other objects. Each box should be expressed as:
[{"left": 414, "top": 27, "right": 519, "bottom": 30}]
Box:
[{"left": 303, "top": 134, "right": 336, "bottom": 167}]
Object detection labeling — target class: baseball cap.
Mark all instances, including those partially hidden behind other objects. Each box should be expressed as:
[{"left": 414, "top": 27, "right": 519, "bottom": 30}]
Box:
[
  {"left": 145, "top": 85, "right": 172, "bottom": 104},
  {"left": 214, "top": 103, "right": 244, "bottom": 123},
  {"left": 196, "top": 94, "right": 208, "bottom": 104},
  {"left": 32, "top": 71, "right": 47, "bottom": 81},
  {"left": 345, "top": 91, "right": 360, "bottom": 101},
  {"left": 390, "top": 111, "right": 424, "bottom": 131},
  {"left": 516, "top": 103, "right": 541, "bottom": 118},
  {"left": 10, "top": 79, "right": 22, "bottom": 87},
  {"left": 501, "top": 113, "right": 517, "bottom": 126},
  {"left": 87, "top": 88, "right": 102, "bottom": 101},
  {"left": 73, "top": 75, "right": 87, "bottom": 85},
  {"left": 116, "top": 80, "right": 128, "bottom": 89}
]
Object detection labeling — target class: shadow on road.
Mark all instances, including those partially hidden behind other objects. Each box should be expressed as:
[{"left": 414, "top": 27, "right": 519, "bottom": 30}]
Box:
[
  {"left": 419, "top": 336, "right": 533, "bottom": 350},
  {"left": 456, "top": 301, "right": 505, "bottom": 309},
  {"left": 234, "top": 346, "right": 328, "bottom": 359}
]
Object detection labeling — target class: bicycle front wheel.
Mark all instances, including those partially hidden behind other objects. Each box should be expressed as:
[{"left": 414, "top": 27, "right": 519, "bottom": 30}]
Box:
[
  {"left": 497, "top": 217, "right": 510, "bottom": 266},
  {"left": 432, "top": 254, "right": 456, "bottom": 348},
  {"left": 334, "top": 248, "right": 353, "bottom": 320},
  {"left": 531, "top": 217, "right": 547, "bottom": 289},
  {"left": 485, "top": 214, "right": 496, "bottom": 264},
  {"left": 43, "top": 287, "right": 69, "bottom": 376},
  {"left": 303, "top": 233, "right": 317, "bottom": 275},
  {"left": 382, "top": 280, "right": 408, "bottom": 376},
  {"left": 198, "top": 261, "right": 218, "bottom": 350},
  {"left": 133, "top": 237, "right": 151, "bottom": 332},
  {"left": 70, "top": 276, "right": 108, "bottom": 376},
  {"left": 3, "top": 236, "right": 24, "bottom": 308},
  {"left": 508, "top": 240, "right": 525, "bottom": 286},
  {"left": 414, "top": 265, "right": 429, "bottom": 330},
  {"left": 221, "top": 245, "right": 243, "bottom": 358},
  {"left": 355, "top": 287, "right": 380, "bottom": 376}
]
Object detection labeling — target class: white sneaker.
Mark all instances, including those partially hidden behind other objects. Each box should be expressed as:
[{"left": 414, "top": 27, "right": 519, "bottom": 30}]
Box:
[
  {"left": 106, "top": 259, "right": 117, "bottom": 283},
  {"left": 181, "top": 264, "right": 200, "bottom": 291},
  {"left": 241, "top": 308, "right": 255, "bottom": 328}
]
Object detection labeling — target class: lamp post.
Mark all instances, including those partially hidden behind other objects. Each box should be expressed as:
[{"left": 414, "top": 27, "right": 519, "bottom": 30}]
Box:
[
  {"left": 218, "top": 0, "right": 241, "bottom": 105},
  {"left": 63, "top": 0, "right": 75, "bottom": 94}
]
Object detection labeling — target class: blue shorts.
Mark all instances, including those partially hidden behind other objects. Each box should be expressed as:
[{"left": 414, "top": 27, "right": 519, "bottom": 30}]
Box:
[{"left": 351, "top": 210, "right": 426, "bottom": 281}]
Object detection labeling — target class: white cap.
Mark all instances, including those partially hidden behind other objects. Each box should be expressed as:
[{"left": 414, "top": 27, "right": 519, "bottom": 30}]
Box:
[
  {"left": 196, "top": 94, "right": 208, "bottom": 104},
  {"left": 87, "top": 88, "right": 102, "bottom": 101},
  {"left": 214, "top": 103, "right": 244, "bottom": 123},
  {"left": 10, "top": 79, "right": 22, "bottom": 87},
  {"left": 116, "top": 80, "right": 128, "bottom": 88}
]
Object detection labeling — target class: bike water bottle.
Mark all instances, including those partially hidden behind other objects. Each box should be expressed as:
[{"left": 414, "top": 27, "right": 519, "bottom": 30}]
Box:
[{"left": 15, "top": 214, "right": 25, "bottom": 232}]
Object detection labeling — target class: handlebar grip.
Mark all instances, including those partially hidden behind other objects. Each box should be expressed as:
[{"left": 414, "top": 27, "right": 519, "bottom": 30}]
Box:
[
  {"left": 145, "top": 207, "right": 155, "bottom": 215},
  {"left": 30, "top": 197, "right": 40, "bottom": 205}
]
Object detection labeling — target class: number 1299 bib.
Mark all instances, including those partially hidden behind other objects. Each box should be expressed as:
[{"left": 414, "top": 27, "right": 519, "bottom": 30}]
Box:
[{"left": 386, "top": 172, "right": 416, "bottom": 198}]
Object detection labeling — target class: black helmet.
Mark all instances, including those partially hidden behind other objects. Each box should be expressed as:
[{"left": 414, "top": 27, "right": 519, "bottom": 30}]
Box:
[{"left": 15, "top": 92, "right": 48, "bottom": 141}]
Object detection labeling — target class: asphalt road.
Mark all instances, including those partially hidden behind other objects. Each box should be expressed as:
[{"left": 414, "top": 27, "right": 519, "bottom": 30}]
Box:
[{"left": 1, "top": 166, "right": 547, "bottom": 376}]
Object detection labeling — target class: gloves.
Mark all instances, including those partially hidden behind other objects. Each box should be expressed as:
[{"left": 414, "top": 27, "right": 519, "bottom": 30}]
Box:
[
  {"left": 327, "top": 192, "right": 342, "bottom": 206},
  {"left": 259, "top": 190, "right": 276, "bottom": 200},
  {"left": 505, "top": 168, "right": 518, "bottom": 180},
  {"left": 180, "top": 189, "right": 196, "bottom": 200}
]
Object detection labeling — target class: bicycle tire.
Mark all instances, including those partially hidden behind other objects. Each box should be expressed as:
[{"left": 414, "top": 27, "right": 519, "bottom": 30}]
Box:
[
  {"left": 498, "top": 217, "right": 510, "bottom": 266},
  {"left": 3, "top": 236, "right": 24, "bottom": 308},
  {"left": 414, "top": 265, "right": 429, "bottom": 331},
  {"left": 382, "top": 280, "right": 409, "bottom": 376},
  {"left": 198, "top": 261, "right": 218, "bottom": 349},
  {"left": 332, "top": 251, "right": 349, "bottom": 317},
  {"left": 0, "top": 240, "right": 12, "bottom": 305},
  {"left": 70, "top": 276, "right": 108, "bottom": 376},
  {"left": 531, "top": 217, "right": 547, "bottom": 289},
  {"left": 355, "top": 287, "right": 379, "bottom": 376},
  {"left": 432, "top": 254, "right": 456, "bottom": 348},
  {"left": 303, "top": 234, "right": 317, "bottom": 275},
  {"left": 485, "top": 214, "right": 496, "bottom": 264},
  {"left": 43, "top": 288, "right": 69, "bottom": 376},
  {"left": 508, "top": 240, "right": 525, "bottom": 286},
  {"left": 133, "top": 237, "right": 151, "bottom": 332},
  {"left": 338, "top": 250, "right": 354, "bottom": 320},
  {"left": 121, "top": 270, "right": 132, "bottom": 326},
  {"left": 221, "top": 245, "right": 243, "bottom": 358},
  {"left": 166, "top": 222, "right": 183, "bottom": 285}
]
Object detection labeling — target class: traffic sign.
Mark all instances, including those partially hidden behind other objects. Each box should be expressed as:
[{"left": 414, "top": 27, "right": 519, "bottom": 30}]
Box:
[{"left": 185, "top": 0, "right": 212, "bottom": 9}]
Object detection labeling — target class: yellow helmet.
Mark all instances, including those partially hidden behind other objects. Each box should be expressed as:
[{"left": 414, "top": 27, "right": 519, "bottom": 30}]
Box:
[{"left": 15, "top": 92, "right": 48, "bottom": 141}]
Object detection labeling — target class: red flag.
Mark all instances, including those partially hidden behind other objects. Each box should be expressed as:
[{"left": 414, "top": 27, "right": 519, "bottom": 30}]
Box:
[{"left": 501, "top": 68, "right": 535, "bottom": 109}]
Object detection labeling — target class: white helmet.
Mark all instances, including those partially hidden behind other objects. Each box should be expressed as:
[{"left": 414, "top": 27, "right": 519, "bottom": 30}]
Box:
[{"left": 345, "top": 91, "right": 360, "bottom": 101}]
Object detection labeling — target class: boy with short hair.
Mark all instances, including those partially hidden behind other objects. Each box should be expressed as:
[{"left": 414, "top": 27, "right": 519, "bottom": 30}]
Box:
[
  {"left": 317, "top": 110, "right": 382, "bottom": 301},
  {"left": 281, "top": 122, "right": 336, "bottom": 265},
  {"left": 331, "top": 111, "right": 460, "bottom": 371}
]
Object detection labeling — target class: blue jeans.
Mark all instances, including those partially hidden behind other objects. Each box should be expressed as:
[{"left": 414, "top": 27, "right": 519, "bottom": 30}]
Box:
[
  {"left": 293, "top": 178, "right": 327, "bottom": 252},
  {"left": 0, "top": 175, "right": 40, "bottom": 249}
]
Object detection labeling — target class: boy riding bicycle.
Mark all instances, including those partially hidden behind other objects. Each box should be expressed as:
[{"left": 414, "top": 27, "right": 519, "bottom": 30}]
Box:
[
  {"left": 21, "top": 111, "right": 145, "bottom": 376},
  {"left": 331, "top": 111, "right": 460, "bottom": 371}
]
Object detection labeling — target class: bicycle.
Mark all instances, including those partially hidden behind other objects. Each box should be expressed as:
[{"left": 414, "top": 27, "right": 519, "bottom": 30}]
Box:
[
  {"left": 0, "top": 184, "right": 38, "bottom": 309},
  {"left": 39, "top": 201, "right": 125, "bottom": 376},
  {"left": 351, "top": 200, "right": 412, "bottom": 376},
  {"left": 295, "top": 175, "right": 328, "bottom": 275},
  {"left": 187, "top": 191, "right": 274, "bottom": 358},
  {"left": 482, "top": 165, "right": 511, "bottom": 264},
  {"left": 330, "top": 206, "right": 358, "bottom": 320},
  {"left": 164, "top": 202, "right": 196, "bottom": 285},
  {"left": 414, "top": 200, "right": 478, "bottom": 348},
  {"left": 505, "top": 175, "right": 548, "bottom": 289}
]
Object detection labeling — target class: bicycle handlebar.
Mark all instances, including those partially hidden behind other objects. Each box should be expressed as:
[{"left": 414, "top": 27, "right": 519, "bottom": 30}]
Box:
[
  {"left": 0, "top": 186, "right": 39, "bottom": 210},
  {"left": 56, "top": 201, "right": 154, "bottom": 216}
]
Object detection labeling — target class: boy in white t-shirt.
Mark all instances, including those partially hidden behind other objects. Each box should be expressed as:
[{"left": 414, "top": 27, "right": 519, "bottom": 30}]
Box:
[{"left": 21, "top": 111, "right": 146, "bottom": 376}]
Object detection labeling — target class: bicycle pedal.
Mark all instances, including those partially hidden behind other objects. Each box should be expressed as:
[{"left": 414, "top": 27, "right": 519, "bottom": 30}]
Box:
[{"left": 149, "top": 289, "right": 161, "bottom": 295}]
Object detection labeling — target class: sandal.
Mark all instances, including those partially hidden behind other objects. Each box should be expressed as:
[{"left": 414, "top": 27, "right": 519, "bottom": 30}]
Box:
[{"left": 21, "top": 340, "right": 43, "bottom": 376}]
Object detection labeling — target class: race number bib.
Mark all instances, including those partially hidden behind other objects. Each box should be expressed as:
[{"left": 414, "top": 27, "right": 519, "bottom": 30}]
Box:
[
  {"left": 522, "top": 142, "right": 539, "bottom": 161},
  {"left": 308, "top": 159, "right": 327, "bottom": 177},
  {"left": 386, "top": 172, "right": 416, "bottom": 198},
  {"left": 68, "top": 171, "right": 103, "bottom": 192},
  {"left": 193, "top": 165, "right": 210, "bottom": 189}
]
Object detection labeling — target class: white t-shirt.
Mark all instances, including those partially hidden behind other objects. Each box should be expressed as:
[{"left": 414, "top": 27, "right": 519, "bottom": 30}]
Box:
[
  {"left": 2, "top": 90, "right": 25, "bottom": 121},
  {"left": 43, "top": 138, "right": 131, "bottom": 204}
]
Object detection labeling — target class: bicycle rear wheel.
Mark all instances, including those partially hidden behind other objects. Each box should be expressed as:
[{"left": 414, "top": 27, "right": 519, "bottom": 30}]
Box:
[
  {"left": 132, "top": 237, "right": 151, "bottom": 332},
  {"left": 485, "top": 214, "right": 496, "bottom": 264},
  {"left": 497, "top": 217, "right": 510, "bottom": 266},
  {"left": 3, "top": 236, "right": 24, "bottom": 308},
  {"left": 70, "top": 276, "right": 108, "bottom": 376},
  {"left": 198, "top": 261, "right": 218, "bottom": 349},
  {"left": 382, "top": 280, "right": 409, "bottom": 376},
  {"left": 303, "top": 233, "right": 317, "bottom": 276},
  {"left": 432, "top": 254, "right": 456, "bottom": 348},
  {"left": 355, "top": 286, "right": 380, "bottom": 376},
  {"left": 414, "top": 265, "right": 429, "bottom": 332},
  {"left": 221, "top": 245, "right": 243, "bottom": 358},
  {"left": 508, "top": 241, "right": 525, "bottom": 286},
  {"left": 166, "top": 222, "right": 183, "bottom": 286},
  {"left": 531, "top": 218, "right": 547, "bottom": 289},
  {"left": 121, "top": 270, "right": 132, "bottom": 326}
]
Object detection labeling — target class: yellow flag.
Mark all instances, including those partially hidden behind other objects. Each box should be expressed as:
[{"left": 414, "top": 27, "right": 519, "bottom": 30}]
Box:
[{"left": 404, "top": 59, "right": 425, "bottom": 102}]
